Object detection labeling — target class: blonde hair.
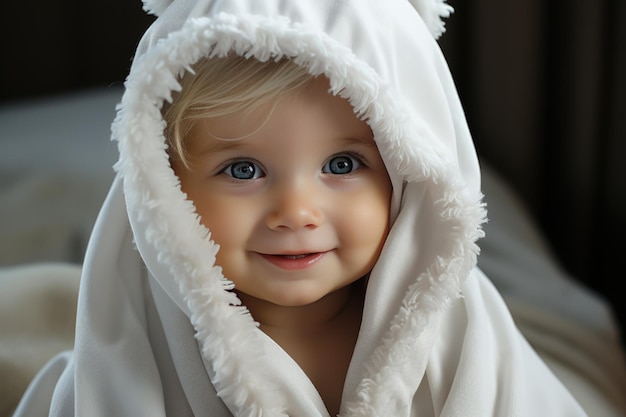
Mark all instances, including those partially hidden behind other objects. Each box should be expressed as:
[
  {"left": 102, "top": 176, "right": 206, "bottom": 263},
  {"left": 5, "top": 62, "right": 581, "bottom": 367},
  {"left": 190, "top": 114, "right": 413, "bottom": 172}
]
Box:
[{"left": 163, "top": 55, "right": 314, "bottom": 167}]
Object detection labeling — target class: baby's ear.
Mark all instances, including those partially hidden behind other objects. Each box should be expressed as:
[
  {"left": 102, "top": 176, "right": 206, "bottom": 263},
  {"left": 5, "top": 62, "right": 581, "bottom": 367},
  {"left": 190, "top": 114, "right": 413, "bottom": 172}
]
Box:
[
  {"left": 407, "top": 0, "right": 454, "bottom": 40},
  {"left": 141, "top": 0, "right": 174, "bottom": 16}
]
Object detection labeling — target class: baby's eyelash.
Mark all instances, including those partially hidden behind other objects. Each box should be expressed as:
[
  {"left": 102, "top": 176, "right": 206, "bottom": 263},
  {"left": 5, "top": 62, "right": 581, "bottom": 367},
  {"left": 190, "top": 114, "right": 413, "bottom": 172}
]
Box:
[
  {"left": 340, "top": 150, "right": 369, "bottom": 167},
  {"left": 215, "top": 157, "right": 249, "bottom": 171}
]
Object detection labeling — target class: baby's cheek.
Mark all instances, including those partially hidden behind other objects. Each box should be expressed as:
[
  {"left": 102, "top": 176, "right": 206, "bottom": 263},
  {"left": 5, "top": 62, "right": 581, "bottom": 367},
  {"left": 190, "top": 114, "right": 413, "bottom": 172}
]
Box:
[
  {"left": 341, "top": 207, "right": 388, "bottom": 259},
  {"left": 203, "top": 219, "right": 239, "bottom": 248},
  {"left": 352, "top": 195, "right": 390, "bottom": 233}
]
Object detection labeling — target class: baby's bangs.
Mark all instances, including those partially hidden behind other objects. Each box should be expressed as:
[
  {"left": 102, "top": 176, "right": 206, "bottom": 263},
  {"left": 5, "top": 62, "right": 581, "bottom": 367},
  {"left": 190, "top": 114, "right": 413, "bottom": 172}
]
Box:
[{"left": 163, "top": 54, "right": 316, "bottom": 165}]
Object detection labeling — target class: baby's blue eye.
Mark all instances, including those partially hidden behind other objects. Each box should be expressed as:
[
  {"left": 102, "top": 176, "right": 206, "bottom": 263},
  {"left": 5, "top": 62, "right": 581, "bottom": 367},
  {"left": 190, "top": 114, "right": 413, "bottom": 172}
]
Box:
[
  {"left": 223, "top": 161, "right": 262, "bottom": 180},
  {"left": 322, "top": 155, "right": 362, "bottom": 175}
]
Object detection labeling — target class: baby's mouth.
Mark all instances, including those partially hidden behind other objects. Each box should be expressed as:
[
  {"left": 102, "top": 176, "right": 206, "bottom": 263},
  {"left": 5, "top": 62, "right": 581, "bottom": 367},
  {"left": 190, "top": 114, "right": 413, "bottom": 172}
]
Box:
[
  {"left": 258, "top": 252, "right": 328, "bottom": 270},
  {"left": 280, "top": 253, "right": 313, "bottom": 260}
]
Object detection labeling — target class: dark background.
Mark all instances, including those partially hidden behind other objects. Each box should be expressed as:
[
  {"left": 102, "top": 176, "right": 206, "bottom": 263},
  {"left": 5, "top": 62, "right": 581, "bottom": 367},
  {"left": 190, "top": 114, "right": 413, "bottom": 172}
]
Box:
[{"left": 1, "top": 1, "right": 624, "bottom": 338}]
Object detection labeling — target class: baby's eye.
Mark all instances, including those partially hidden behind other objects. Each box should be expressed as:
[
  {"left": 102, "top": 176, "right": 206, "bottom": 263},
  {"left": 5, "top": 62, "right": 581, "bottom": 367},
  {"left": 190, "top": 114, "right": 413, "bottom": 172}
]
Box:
[
  {"left": 222, "top": 160, "right": 263, "bottom": 180},
  {"left": 322, "top": 154, "right": 363, "bottom": 175}
]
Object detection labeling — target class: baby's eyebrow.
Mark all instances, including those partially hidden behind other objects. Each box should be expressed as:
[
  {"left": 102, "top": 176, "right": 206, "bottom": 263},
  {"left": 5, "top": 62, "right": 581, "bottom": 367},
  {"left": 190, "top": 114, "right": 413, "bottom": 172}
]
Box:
[
  {"left": 194, "top": 137, "right": 248, "bottom": 156},
  {"left": 337, "top": 136, "right": 377, "bottom": 148}
]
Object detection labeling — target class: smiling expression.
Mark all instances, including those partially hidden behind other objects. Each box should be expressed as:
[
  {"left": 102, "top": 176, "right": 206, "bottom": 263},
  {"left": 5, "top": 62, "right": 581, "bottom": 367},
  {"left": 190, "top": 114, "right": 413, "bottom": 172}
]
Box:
[{"left": 172, "top": 77, "right": 392, "bottom": 308}]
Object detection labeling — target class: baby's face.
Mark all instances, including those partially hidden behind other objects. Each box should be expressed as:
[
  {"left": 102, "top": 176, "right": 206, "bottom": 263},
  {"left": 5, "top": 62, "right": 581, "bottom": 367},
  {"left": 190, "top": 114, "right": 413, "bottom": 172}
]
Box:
[{"left": 173, "top": 77, "right": 392, "bottom": 307}]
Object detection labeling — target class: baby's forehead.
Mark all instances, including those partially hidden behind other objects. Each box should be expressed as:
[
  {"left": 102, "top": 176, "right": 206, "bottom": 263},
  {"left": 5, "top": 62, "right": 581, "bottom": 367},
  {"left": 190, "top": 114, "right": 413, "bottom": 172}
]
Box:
[
  {"left": 191, "top": 110, "right": 371, "bottom": 150},
  {"left": 188, "top": 75, "right": 365, "bottom": 132}
]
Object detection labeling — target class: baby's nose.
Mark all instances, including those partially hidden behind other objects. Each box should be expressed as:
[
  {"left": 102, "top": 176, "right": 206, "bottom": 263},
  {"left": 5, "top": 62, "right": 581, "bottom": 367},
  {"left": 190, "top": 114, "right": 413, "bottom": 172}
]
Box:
[{"left": 265, "top": 184, "right": 323, "bottom": 231}]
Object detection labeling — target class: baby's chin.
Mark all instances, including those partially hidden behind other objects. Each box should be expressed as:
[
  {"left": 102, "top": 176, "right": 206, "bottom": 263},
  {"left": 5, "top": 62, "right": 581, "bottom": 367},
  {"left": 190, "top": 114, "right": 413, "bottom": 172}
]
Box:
[
  {"left": 234, "top": 288, "right": 328, "bottom": 309},
  {"left": 234, "top": 281, "right": 360, "bottom": 313}
]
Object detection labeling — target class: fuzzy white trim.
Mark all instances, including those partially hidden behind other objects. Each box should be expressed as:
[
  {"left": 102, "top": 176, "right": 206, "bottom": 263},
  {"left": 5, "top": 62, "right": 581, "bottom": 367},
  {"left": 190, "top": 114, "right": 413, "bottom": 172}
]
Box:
[{"left": 113, "top": 12, "right": 485, "bottom": 416}]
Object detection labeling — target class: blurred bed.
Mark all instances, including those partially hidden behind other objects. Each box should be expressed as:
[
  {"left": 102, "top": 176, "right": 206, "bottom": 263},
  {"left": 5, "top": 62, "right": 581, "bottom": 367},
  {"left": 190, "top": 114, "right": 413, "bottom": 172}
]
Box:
[
  {"left": 0, "top": 88, "right": 119, "bottom": 416},
  {"left": 1, "top": 86, "right": 625, "bottom": 416}
]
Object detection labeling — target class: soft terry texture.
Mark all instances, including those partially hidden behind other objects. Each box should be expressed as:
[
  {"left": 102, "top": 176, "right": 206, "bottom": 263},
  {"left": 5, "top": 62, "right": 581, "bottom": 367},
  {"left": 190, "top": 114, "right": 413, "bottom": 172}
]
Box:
[{"left": 11, "top": 1, "right": 624, "bottom": 416}]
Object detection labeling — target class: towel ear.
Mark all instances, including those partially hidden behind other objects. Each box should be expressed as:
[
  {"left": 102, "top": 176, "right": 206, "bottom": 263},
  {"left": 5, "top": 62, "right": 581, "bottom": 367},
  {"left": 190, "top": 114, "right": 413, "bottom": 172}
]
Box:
[
  {"left": 141, "top": 0, "right": 453, "bottom": 39},
  {"left": 407, "top": 0, "right": 454, "bottom": 39},
  {"left": 141, "top": 0, "right": 173, "bottom": 16}
]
